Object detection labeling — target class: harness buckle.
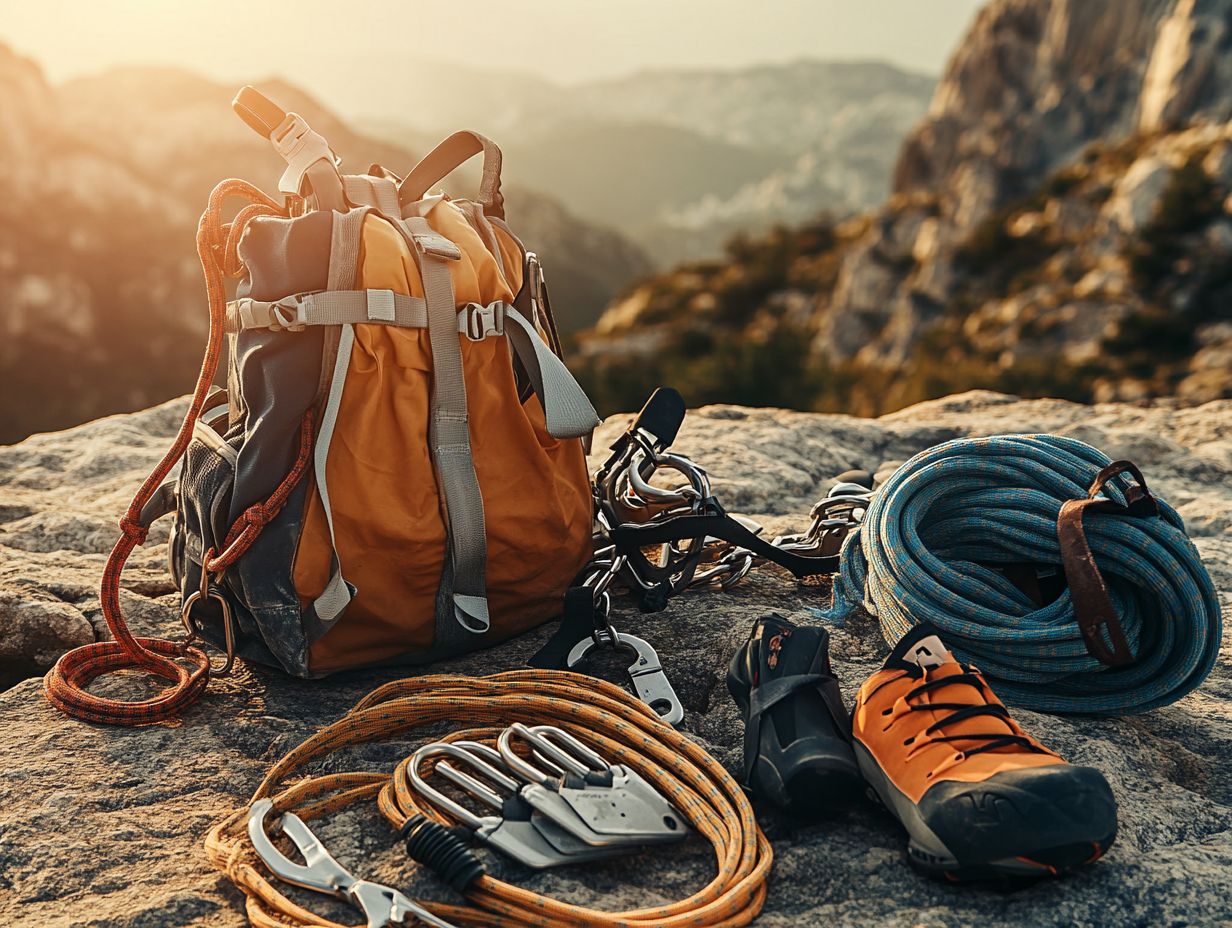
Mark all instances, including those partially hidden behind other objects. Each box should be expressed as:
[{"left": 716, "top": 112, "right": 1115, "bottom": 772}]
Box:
[
  {"left": 463, "top": 302, "right": 505, "bottom": 341},
  {"left": 269, "top": 294, "right": 305, "bottom": 332}
]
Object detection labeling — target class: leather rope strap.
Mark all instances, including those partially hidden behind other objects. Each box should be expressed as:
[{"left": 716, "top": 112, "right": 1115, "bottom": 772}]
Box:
[
  {"left": 1057, "top": 460, "right": 1157, "bottom": 667},
  {"left": 43, "top": 180, "right": 313, "bottom": 726},
  {"left": 205, "top": 671, "right": 771, "bottom": 928}
]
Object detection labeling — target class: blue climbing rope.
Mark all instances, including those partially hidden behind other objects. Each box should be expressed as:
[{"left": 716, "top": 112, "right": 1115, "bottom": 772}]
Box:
[{"left": 824, "top": 434, "right": 1222, "bottom": 714}]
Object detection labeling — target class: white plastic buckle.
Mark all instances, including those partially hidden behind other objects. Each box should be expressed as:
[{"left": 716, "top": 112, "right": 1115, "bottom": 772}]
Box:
[
  {"left": 462, "top": 302, "right": 505, "bottom": 341},
  {"left": 269, "top": 294, "right": 306, "bottom": 332},
  {"left": 269, "top": 112, "right": 336, "bottom": 197}
]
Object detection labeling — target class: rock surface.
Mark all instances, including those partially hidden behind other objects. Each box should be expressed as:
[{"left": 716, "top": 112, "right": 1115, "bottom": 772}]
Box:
[{"left": 1, "top": 391, "right": 1231, "bottom": 927}]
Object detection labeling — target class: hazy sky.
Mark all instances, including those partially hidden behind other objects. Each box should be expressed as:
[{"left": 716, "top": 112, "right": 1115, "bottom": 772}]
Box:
[{"left": 3, "top": 1, "right": 984, "bottom": 113}]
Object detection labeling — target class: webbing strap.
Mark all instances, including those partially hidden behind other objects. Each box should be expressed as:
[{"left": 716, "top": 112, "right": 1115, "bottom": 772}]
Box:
[
  {"left": 227, "top": 290, "right": 429, "bottom": 331},
  {"left": 342, "top": 174, "right": 401, "bottom": 218},
  {"left": 309, "top": 323, "right": 357, "bottom": 626},
  {"left": 399, "top": 215, "right": 491, "bottom": 640},
  {"left": 307, "top": 209, "right": 369, "bottom": 629},
  {"left": 503, "top": 306, "right": 599, "bottom": 438}
]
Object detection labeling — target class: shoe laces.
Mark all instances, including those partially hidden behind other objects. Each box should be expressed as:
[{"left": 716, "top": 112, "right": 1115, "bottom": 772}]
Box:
[{"left": 886, "top": 665, "right": 1054, "bottom": 765}]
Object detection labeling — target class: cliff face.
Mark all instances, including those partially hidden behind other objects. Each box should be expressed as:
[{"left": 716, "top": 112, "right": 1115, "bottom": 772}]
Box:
[
  {"left": 0, "top": 48, "right": 650, "bottom": 443},
  {"left": 578, "top": 0, "right": 1232, "bottom": 418}
]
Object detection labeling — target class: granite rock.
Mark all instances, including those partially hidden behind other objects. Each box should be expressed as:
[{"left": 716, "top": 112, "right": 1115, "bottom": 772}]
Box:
[{"left": 1, "top": 391, "right": 1230, "bottom": 927}]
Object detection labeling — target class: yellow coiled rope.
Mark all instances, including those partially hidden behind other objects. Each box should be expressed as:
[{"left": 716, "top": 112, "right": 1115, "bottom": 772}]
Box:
[{"left": 206, "top": 670, "right": 772, "bottom": 928}]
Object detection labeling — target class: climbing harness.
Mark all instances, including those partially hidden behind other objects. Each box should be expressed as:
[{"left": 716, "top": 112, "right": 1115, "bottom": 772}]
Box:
[
  {"left": 207, "top": 671, "right": 772, "bottom": 928},
  {"left": 822, "top": 434, "right": 1222, "bottom": 714}
]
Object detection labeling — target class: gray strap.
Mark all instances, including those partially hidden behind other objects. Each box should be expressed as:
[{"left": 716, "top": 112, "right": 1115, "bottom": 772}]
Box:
[
  {"left": 502, "top": 306, "right": 600, "bottom": 438},
  {"left": 310, "top": 322, "right": 357, "bottom": 626},
  {"left": 399, "top": 215, "right": 491, "bottom": 640},
  {"left": 328, "top": 208, "right": 369, "bottom": 289},
  {"left": 307, "top": 210, "right": 369, "bottom": 628},
  {"left": 342, "top": 175, "right": 401, "bottom": 219},
  {"left": 227, "top": 291, "right": 515, "bottom": 333}
]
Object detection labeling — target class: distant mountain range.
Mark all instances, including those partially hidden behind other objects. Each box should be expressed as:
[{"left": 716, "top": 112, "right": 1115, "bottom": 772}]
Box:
[
  {"left": 0, "top": 48, "right": 650, "bottom": 442},
  {"left": 575, "top": 0, "right": 1232, "bottom": 417},
  {"left": 366, "top": 59, "right": 936, "bottom": 264}
]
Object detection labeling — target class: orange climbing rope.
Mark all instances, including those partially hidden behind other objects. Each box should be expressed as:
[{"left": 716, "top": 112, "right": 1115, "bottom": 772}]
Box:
[
  {"left": 206, "top": 671, "right": 772, "bottom": 928},
  {"left": 44, "top": 180, "right": 311, "bottom": 726}
]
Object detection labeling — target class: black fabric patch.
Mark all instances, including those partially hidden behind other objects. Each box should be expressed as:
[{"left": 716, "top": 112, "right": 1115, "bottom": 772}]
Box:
[{"left": 220, "top": 210, "right": 336, "bottom": 675}]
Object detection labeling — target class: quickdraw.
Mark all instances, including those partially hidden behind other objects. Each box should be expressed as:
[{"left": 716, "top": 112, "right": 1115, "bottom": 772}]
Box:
[{"left": 530, "top": 387, "right": 874, "bottom": 723}]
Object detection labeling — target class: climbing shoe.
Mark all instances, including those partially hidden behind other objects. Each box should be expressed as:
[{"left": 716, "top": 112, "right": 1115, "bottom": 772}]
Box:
[
  {"left": 851, "top": 623, "right": 1118, "bottom": 880},
  {"left": 728, "top": 614, "right": 862, "bottom": 814}
]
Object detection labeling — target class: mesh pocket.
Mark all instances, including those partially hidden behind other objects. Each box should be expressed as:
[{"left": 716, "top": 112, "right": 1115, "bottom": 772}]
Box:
[{"left": 177, "top": 427, "right": 244, "bottom": 566}]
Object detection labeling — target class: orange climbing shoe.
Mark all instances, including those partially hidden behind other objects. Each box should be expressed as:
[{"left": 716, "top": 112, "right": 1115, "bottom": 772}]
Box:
[{"left": 851, "top": 623, "right": 1117, "bottom": 880}]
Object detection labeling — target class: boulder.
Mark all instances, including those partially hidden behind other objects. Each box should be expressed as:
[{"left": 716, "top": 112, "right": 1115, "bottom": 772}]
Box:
[{"left": 1, "top": 392, "right": 1230, "bottom": 926}]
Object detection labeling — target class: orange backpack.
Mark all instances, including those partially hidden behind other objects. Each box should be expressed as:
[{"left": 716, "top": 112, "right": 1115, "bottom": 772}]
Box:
[{"left": 53, "top": 86, "right": 599, "bottom": 704}]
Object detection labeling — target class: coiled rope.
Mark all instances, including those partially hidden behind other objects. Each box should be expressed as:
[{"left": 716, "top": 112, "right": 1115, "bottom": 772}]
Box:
[
  {"left": 824, "top": 434, "right": 1222, "bottom": 714},
  {"left": 205, "top": 671, "right": 771, "bottom": 928},
  {"left": 44, "top": 181, "right": 311, "bottom": 726}
]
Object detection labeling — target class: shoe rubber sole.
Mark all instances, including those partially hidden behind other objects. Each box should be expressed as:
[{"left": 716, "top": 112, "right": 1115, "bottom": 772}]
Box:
[{"left": 852, "top": 739, "right": 1116, "bottom": 881}]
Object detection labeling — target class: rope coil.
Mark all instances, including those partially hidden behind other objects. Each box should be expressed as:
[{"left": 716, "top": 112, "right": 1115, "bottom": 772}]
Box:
[
  {"left": 825, "top": 434, "right": 1222, "bottom": 714},
  {"left": 205, "top": 671, "right": 772, "bottom": 928},
  {"left": 43, "top": 180, "right": 304, "bottom": 726}
]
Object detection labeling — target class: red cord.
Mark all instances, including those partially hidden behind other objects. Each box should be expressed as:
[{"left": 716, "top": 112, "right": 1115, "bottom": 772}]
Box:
[{"left": 44, "top": 180, "right": 309, "bottom": 726}]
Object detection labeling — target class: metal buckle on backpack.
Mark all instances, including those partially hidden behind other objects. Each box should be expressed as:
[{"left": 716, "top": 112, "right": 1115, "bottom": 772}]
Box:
[{"left": 463, "top": 302, "right": 505, "bottom": 341}]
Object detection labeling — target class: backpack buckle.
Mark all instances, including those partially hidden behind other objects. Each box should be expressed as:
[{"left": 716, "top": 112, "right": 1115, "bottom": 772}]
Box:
[
  {"left": 269, "top": 112, "right": 337, "bottom": 197},
  {"left": 462, "top": 302, "right": 505, "bottom": 341},
  {"left": 269, "top": 294, "right": 306, "bottom": 332}
]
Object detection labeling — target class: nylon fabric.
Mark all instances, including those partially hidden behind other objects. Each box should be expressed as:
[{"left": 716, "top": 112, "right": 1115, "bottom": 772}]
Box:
[
  {"left": 823, "top": 434, "right": 1222, "bottom": 714},
  {"left": 293, "top": 205, "right": 592, "bottom": 674}
]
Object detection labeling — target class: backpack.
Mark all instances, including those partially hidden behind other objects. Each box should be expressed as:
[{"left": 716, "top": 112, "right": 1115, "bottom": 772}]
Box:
[{"left": 166, "top": 87, "right": 599, "bottom": 677}]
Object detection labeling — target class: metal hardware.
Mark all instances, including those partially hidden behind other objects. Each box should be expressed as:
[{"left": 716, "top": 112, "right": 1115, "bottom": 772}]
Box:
[
  {"left": 565, "top": 632, "right": 684, "bottom": 727},
  {"left": 497, "top": 724, "right": 689, "bottom": 846},
  {"left": 181, "top": 568, "right": 237, "bottom": 676},
  {"left": 409, "top": 742, "right": 624, "bottom": 868},
  {"left": 247, "top": 799, "right": 458, "bottom": 928}
]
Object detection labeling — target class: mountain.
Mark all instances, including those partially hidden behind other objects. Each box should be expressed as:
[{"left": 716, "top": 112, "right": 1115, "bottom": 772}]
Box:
[
  {"left": 575, "top": 0, "right": 1232, "bottom": 416},
  {"left": 0, "top": 48, "right": 650, "bottom": 443},
  {"left": 369, "top": 59, "right": 936, "bottom": 264}
]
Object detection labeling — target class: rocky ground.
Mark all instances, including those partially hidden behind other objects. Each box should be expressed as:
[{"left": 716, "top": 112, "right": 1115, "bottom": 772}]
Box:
[{"left": 1, "top": 391, "right": 1230, "bottom": 927}]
